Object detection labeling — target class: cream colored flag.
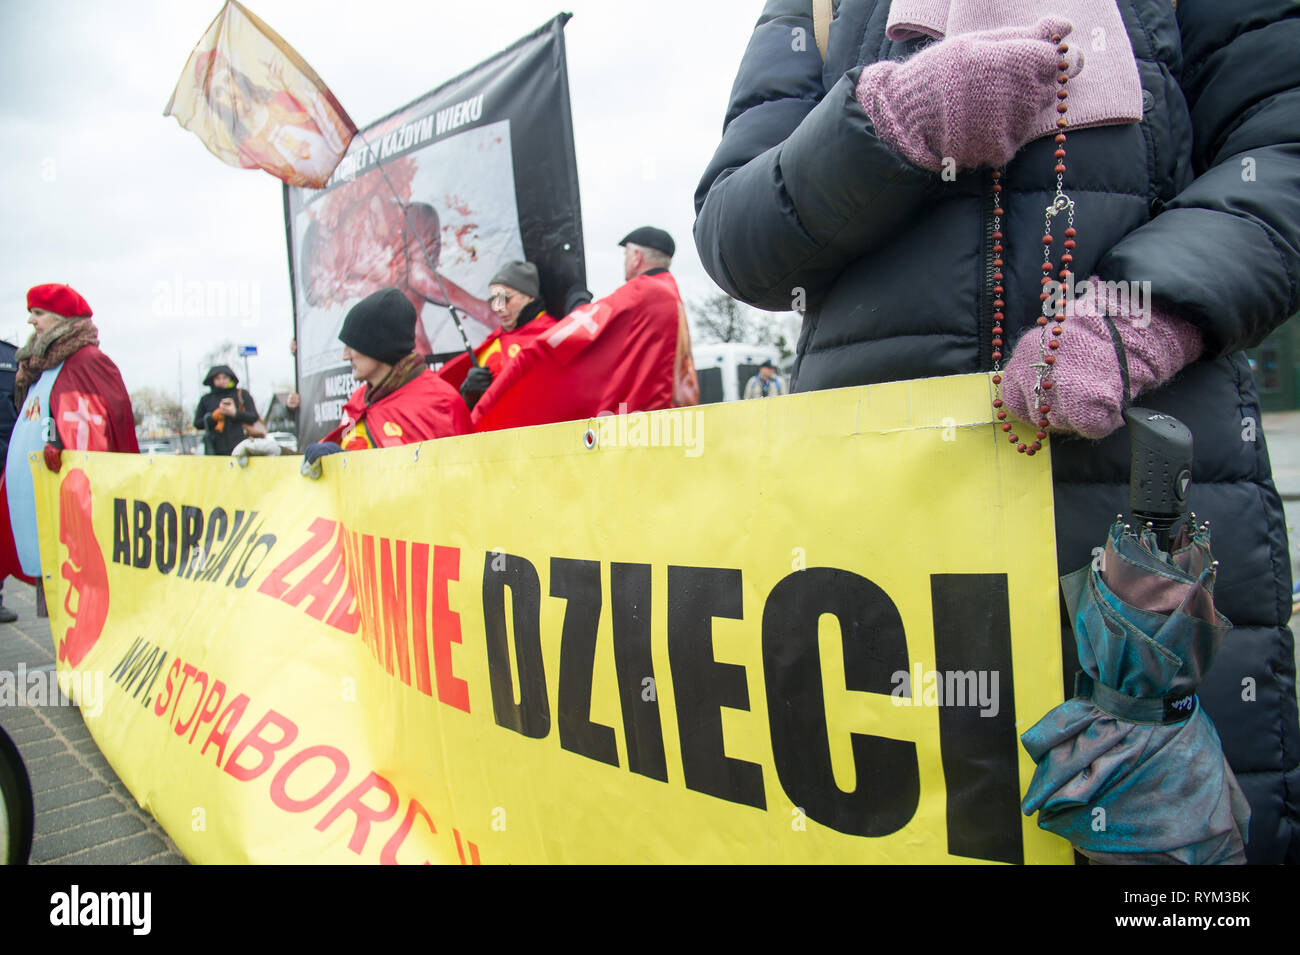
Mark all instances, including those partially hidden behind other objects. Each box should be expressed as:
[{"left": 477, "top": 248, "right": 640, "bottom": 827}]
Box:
[{"left": 165, "top": 0, "right": 356, "bottom": 189}]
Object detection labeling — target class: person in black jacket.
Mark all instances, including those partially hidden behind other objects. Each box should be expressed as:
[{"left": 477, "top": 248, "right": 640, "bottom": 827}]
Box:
[
  {"left": 195, "top": 365, "right": 263, "bottom": 456},
  {"left": 0, "top": 339, "right": 18, "bottom": 623},
  {"left": 695, "top": 1, "right": 1300, "bottom": 863}
]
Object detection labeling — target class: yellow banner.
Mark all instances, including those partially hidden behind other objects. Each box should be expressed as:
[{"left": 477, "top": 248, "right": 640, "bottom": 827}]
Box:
[{"left": 33, "top": 373, "right": 1069, "bottom": 864}]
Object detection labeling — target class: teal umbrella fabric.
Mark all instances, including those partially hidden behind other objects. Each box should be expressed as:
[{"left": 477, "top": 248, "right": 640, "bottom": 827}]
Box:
[{"left": 1020, "top": 518, "right": 1250, "bottom": 864}]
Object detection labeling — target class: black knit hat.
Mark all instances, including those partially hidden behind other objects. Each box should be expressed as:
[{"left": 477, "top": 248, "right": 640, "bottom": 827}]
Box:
[
  {"left": 339, "top": 288, "right": 416, "bottom": 365},
  {"left": 490, "top": 261, "right": 541, "bottom": 299}
]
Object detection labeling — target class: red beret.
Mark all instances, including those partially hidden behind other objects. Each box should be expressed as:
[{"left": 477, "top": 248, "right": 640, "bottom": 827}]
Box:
[{"left": 27, "top": 284, "right": 92, "bottom": 319}]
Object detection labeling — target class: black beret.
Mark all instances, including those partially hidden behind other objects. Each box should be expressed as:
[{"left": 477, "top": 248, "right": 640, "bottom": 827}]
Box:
[{"left": 618, "top": 226, "right": 674, "bottom": 258}]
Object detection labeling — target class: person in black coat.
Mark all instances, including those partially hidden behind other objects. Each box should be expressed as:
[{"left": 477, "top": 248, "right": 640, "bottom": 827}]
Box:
[
  {"left": 195, "top": 365, "right": 262, "bottom": 456},
  {"left": 695, "top": 0, "right": 1300, "bottom": 862},
  {"left": 0, "top": 340, "right": 17, "bottom": 623}
]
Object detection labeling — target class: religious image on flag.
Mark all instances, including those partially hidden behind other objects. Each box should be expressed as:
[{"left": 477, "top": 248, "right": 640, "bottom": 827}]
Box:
[{"left": 164, "top": 0, "right": 356, "bottom": 188}]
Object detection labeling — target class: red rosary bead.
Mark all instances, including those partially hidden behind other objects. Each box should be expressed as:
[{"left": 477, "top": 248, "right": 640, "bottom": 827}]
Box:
[{"left": 992, "top": 60, "right": 1075, "bottom": 456}]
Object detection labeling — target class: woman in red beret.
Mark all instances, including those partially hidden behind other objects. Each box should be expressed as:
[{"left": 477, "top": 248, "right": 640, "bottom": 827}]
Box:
[{"left": 3, "top": 284, "right": 137, "bottom": 581}]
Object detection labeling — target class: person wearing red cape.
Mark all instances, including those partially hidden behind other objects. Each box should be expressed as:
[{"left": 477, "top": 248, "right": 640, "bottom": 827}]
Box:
[
  {"left": 3, "top": 284, "right": 137, "bottom": 613},
  {"left": 438, "top": 261, "right": 558, "bottom": 411}
]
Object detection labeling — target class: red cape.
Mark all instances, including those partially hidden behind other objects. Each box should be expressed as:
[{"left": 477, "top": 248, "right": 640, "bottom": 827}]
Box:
[
  {"left": 438, "top": 311, "right": 558, "bottom": 391},
  {"left": 0, "top": 345, "right": 135, "bottom": 584},
  {"left": 0, "top": 475, "right": 36, "bottom": 585},
  {"left": 51, "top": 346, "right": 139, "bottom": 454},
  {"left": 470, "top": 271, "right": 696, "bottom": 432},
  {"left": 324, "top": 369, "right": 470, "bottom": 448}
]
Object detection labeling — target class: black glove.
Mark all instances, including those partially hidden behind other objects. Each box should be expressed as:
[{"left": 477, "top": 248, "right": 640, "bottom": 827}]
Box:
[
  {"left": 303, "top": 441, "right": 343, "bottom": 465},
  {"left": 565, "top": 285, "right": 594, "bottom": 313},
  {"left": 460, "top": 366, "right": 494, "bottom": 410}
]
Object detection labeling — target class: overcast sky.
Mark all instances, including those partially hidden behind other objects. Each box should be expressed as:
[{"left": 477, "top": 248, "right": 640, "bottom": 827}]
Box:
[{"left": 0, "top": 0, "right": 786, "bottom": 413}]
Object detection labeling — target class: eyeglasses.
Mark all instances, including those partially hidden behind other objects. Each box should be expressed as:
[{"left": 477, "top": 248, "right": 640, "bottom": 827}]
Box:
[{"left": 489, "top": 291, "right": 518, "bottom": 308}]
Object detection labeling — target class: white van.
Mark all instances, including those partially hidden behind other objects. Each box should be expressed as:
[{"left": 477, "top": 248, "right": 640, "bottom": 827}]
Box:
[{"left": 692, "top": 342, "right": 784, "bottom": 403}]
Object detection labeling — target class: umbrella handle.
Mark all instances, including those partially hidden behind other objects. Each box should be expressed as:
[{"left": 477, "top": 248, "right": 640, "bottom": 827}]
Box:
[{"left": 1125, "top": 407, "right": 1194, "bottom": 552}]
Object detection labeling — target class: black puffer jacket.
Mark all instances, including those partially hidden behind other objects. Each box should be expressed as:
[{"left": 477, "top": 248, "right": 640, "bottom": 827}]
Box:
[
  {"left": 695, "top": 0, "right": 1300, "bottom": 863},
  {"left": 194, "top": 365, "right": 261, "bottom": 457}
]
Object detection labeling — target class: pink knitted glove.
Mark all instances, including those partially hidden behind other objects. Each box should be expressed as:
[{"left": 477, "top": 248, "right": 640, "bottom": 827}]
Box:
[
  {"left": 1002, "top": 277, "right": 1205, "bottom": 440},
  {"left": 855, "top": 17, "right": 1081, "bottom": 172}
]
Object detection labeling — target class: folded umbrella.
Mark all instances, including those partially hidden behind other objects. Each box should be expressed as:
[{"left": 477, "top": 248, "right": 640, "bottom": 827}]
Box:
[{"left": 1020, "top": 515, "right": 1250, "bottom": 864}]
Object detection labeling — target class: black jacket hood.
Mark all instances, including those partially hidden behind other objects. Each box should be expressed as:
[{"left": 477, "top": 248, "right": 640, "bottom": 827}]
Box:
[{"left": 203, "top": 364, "right": 239, "bottom": 388}]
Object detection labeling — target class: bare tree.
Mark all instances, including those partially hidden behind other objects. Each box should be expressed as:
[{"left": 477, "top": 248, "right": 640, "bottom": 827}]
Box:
[
  {"left": 131, "top": 387, "right": 187, "bottom": 435},
  {"left": 202, "top": 341, "right": 242, "bottom": 371},
  {"left": 690, "top": 292, "right": 793, "bottom": 356}
]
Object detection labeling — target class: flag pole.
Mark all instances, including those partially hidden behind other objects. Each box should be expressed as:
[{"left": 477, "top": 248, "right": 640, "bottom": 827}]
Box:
[{"left": 355, "top": 131, "right": 479, "bottom": 367}]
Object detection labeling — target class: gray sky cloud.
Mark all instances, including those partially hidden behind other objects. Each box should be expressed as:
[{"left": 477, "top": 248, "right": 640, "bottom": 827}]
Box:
[{"left": 1, "top": 1, "right": 789, "bottom": 417}]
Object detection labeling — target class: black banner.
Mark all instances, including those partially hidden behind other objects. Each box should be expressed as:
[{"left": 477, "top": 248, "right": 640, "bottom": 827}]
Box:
[{"left": 284, "top": 15, "right": 585, "bottom": 445}]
